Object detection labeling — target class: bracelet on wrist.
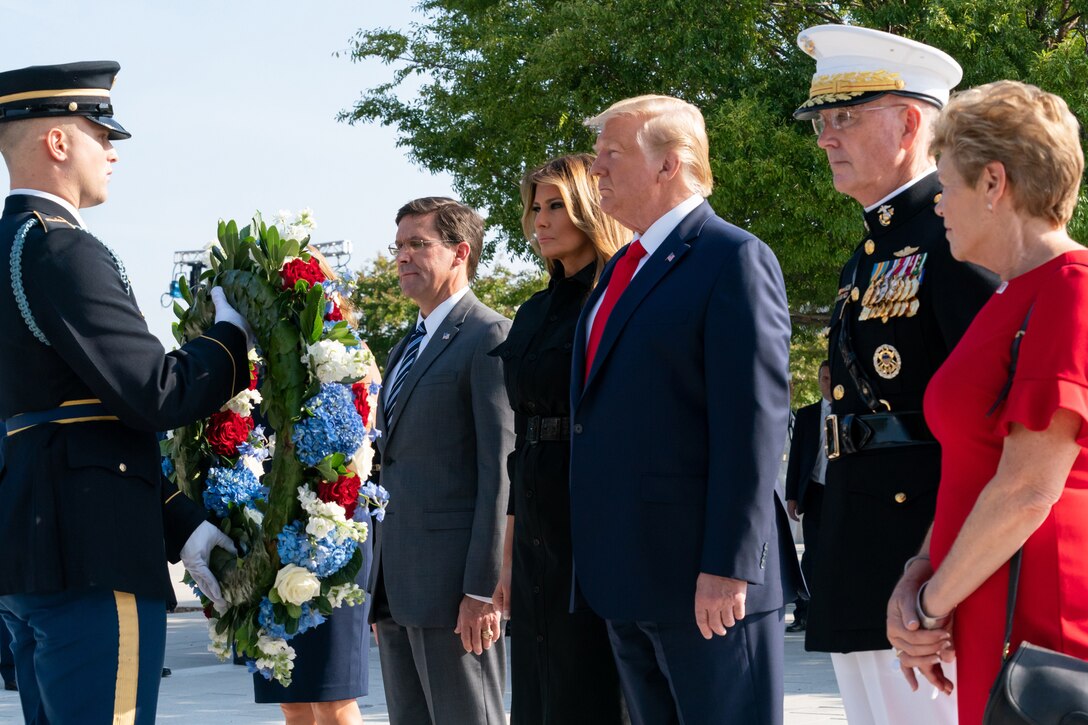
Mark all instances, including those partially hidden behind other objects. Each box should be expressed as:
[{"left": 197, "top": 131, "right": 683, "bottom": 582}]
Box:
[
  {"left": 902, "top": 554, "right": 931, "bottom": 574},
  {"left": 916, "top": 580, "right": 952, "bottom": 630}
]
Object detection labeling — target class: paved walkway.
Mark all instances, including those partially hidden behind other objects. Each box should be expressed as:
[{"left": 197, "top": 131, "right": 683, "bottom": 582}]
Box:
[{"left": 0, "top": 563, "right": 845, "bottom": 724}]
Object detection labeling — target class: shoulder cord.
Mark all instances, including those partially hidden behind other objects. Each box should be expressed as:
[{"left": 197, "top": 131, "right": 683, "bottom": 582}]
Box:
[
  {"left": 9, "top": 219, "right": 132, "bottom": 348},
  {"left": 10, "top": 218, "right": 50, "bottom": 346}
]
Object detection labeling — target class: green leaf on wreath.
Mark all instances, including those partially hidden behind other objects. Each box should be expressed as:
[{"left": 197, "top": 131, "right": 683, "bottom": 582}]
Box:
[
  {"left": 268, "top": 588, "right": 281, "bottom": 604},
  {"left": 178, "top": 274, "right": 192, "bottom": 304},
  {"left": 316, "top": 597, "right": 334, "bottom": 616},
  {"left": 286, "top": 603, "right": 302, "bottom": 619}
]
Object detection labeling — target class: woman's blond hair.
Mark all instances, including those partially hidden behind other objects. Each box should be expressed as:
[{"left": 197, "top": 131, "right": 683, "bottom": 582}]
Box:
[
  {"left": 932, "top": 80, "right": 1084, "bottom": 226},
  {"left": 520, "top": 153, "right": 629, "bottom": 281}
]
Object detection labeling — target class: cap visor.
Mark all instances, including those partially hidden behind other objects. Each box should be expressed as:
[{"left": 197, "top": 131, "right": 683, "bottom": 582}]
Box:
[{"left": 87, "top": 114, "right": 130, "bottom": 140}]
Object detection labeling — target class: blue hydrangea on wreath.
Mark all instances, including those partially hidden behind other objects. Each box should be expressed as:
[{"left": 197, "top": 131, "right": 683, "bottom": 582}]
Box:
[{"left": 163, "top": 209, "right": 388, "bottom": 685}]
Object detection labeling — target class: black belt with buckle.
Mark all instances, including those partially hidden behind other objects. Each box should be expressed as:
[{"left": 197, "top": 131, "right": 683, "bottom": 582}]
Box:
[
  {"left": 524, "top": 415, "right": 569, "bottom": 444},
  {"left": 824, "top": 411, "right": 935, "bottom": 460}
]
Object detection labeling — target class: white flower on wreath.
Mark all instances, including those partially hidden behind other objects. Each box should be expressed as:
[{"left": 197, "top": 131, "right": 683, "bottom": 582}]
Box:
[
  {"left": 208, "top": 620, "right": 232, "bottom": 660},
  {"left": 240, "top": 454, "right": 265, "bottom": 482},
  {"left": 326, "top": 583, "right": 366, "bottom": 609},
  {"left": 254, "top": 633, "right": 296, "bottom": 682},
  {"left": 298, "top": 487, "right": 369, "bottom": 544},
  {"left": 304, "top": 339, "right": 369, "bottom": 384},
  {"left": 222, "top": 388, "right": 262, "bottom": 417},
  {"left": 273, "top": 208, "right": 317, "bottom": 243},
  {"left": 274, "top": 564, "right": 321, "bottom": 606}
]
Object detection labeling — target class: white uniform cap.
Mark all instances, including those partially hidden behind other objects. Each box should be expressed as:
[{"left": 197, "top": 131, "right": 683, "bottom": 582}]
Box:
[{"left": 793, "top": 25, "right": 963, "bottom": 120}]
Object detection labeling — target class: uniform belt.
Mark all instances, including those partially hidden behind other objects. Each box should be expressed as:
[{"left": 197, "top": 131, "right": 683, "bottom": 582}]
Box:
[
  {"left": 524, "top": 415, "right": 569, "bottom": 444},
  {"left": 4, "top": 399, "right": 119, "bottom": 437},
  {"left": 824, "top": 411, "right": 935, "bottom": 460}
]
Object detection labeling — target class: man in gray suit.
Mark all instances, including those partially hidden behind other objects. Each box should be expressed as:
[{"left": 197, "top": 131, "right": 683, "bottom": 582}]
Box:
[{"left": 371, "top": 196, "right": 514, "bottom": 724}]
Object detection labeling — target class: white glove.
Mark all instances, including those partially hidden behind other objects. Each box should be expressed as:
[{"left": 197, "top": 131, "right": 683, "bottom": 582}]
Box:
[
  {"left": 180, "top": 521, "right": 238, "bottom": 613},
  {"left": 210, "top": 286, "right": 254, "bottom": 348}
]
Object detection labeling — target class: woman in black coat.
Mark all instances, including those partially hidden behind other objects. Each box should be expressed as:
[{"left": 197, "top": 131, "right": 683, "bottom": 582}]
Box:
[{"left": 491, "top": 154, "right": 630, "bottom": 724}]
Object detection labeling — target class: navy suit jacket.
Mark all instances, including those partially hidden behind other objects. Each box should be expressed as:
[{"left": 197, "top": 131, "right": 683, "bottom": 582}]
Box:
[
  {"left": 784, "top": 401, "right": 823, "bottom": 506},
  {"left": 569, "top": 201, "right": 801, "bottom": 623}
]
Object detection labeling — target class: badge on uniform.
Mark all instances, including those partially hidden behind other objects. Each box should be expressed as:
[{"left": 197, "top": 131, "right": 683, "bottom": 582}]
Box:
[
  {"left": 873, "top": 344, "right": 902, "bottom": 379},
  {"left": 859, "top": 252, "right": 926, "bottom": 322}
]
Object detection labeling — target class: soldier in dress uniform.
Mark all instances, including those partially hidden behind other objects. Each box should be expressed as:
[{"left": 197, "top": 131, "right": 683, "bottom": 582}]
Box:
[
  {"left": 792, "top": 27, "right": 999, "bottom": 724},
  {"left": 0, "top": 61, "right": 250, "bottom": 724}
]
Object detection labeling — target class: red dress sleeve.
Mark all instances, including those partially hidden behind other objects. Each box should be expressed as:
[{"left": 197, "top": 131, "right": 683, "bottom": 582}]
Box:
[{"left": 997, "top": 261, "right": 1088, "bottom": 446}]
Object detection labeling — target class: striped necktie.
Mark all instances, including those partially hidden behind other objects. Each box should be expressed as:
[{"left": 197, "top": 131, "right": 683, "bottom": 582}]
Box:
[{"left": 384, "top": 321, "right": 427, "bottom": 416}]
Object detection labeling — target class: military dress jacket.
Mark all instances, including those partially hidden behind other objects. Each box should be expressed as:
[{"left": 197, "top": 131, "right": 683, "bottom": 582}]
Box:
[
  {"left": 805, "top": 172, "right": 999, "bottom": 653},
  {"left": 0, "top": 194, "right": 248, "bottom": 600}
]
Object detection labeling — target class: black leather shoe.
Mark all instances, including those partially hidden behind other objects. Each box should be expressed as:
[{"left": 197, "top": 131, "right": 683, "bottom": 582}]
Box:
[
  {"left": 161, "top": 667, "right": 171, "bottom": 678},
  {"left": 3, "top": 681, "right": 16, "bottom": 691},
  {"left": 785, "top": 618, "right": 806, "bottom": 633}
]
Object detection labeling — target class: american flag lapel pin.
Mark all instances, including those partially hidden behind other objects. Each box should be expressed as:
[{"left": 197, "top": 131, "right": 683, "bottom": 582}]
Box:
[
  {"left": 666, "top": 253, "right": 675, "bottom": 262},
  {"left": 442, "top": 333, "right": 451, "bottom": 340}
]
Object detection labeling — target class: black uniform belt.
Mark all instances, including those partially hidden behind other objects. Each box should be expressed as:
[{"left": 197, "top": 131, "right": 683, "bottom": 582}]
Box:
[
  {"left": 824, "top": 411, "right": 935, "bottom": 460},
  {"left": 4, "top": 399, "right": 119, "bottom": 437},
  {"left": 524, "top": 415, "right": 569, "bottom": 444}
]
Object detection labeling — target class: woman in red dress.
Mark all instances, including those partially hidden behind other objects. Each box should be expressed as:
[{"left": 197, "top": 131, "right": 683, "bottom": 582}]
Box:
[{"left": 886, "top": 80, "right": 1088, "bottom": 723}]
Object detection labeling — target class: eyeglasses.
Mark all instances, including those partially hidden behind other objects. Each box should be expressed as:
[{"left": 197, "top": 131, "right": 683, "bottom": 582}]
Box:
[
  {"left": 811, "top": 105, "right": 907, "bottom": 135},
  {"left": 387, "top": 239, "right": 459, "bottom": 256}
]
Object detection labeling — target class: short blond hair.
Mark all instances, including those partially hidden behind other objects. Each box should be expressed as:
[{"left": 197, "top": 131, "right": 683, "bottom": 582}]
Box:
[
  {"left": 585, "top": 95, "right": 714, "bottom": 197},
  {"left": 931, "top": 80, "right": 1083, "bottom": 226},
  {"left": 520, "top": 153, "right": 629, "bottom": 281}
]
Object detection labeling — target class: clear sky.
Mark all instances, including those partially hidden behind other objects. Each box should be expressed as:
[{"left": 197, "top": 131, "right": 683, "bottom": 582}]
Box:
[{"left": 1, "top": 0, "right": 468, "bottom": 344}]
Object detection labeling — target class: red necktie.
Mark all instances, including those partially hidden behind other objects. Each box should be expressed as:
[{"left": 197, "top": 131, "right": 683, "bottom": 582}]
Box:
[{"left": 584, "top": 240, "right": 647, "bottom": 383}]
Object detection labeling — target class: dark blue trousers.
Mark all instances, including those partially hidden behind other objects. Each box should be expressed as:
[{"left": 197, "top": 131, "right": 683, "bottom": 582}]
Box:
[
  {"left": 606, "top": 608, "right": 785, "bottom": 725},
  {"left": 0, "top": 589, "right": 166, "bottom": 724},
  {"left": 0, "top": 612, "right": 14, "bottom": 688}
]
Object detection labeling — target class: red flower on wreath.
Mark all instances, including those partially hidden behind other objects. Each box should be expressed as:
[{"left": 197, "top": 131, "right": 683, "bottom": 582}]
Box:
[
  {"left": 206, "top": 410, "right": 254, "bottom": 456},
  {"left": 324, "top": 301, "right": 344, "bottom": 322},
  {"left": 351, "top": 381, "right": 371, "bottom": 424},
  {"left": 248, "top": 361, "right": 259, "bottom": 390},
  {"left": 280, "top": 257, "right": 327, "bottom": 290},
  {"left": 318, "top": 472, "right": 362, "bottom": 519}
]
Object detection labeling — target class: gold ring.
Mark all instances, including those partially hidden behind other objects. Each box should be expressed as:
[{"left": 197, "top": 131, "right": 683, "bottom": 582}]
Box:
[{"left": 482, "top": 629, "right": 494, "bottom": 640}]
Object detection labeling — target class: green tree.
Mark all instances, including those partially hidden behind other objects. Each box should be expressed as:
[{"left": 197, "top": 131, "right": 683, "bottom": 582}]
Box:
[
  {"left": 340, "top": 0, "right": 1088, "bottom": 402},
  {"left": 351, "top": 254, "right": 546, "bottom": 369}
]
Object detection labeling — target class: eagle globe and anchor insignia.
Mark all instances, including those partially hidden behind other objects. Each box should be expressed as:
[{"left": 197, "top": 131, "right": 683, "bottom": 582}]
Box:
[{"left": 873, "top": 344, "right": 902, "bottom": 379}]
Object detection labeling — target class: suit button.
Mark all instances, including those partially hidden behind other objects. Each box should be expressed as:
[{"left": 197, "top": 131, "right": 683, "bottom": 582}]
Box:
[
  {"left": 894, "top": 492, "right": 907, "bottom": 504},
  {"left": 527, "top": 353, "right": 538, "bottom": 361},
  {"left": 573, "top": 424, "right": 583, "bottom": 434},
  {"left": 526, "top": 402, "right": 537, "bottom": 413},
  {"left": 525, "top": 489, "right": 534, "bottom": 498},
  {"left": 533, "top": 585, "right": 541, "bottom": 594},
  {"left": 533, "top": 538, "right": 541, "bottom": 546},
  {"left": 118, "top": 462, "right": 127, "bottom": 473},
  {"left": 536, "top": 635, "right": 544, "bottom": 642}
]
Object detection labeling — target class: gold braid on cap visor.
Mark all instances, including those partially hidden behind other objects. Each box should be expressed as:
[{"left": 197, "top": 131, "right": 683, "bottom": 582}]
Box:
[{"left": 800, "top": 70, "right": 905, "bottom": 108}]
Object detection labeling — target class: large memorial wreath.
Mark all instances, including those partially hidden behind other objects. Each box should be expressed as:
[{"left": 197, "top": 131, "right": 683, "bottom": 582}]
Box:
[{"left": 162, "top": 210, "right": 387, "bottom": 685}]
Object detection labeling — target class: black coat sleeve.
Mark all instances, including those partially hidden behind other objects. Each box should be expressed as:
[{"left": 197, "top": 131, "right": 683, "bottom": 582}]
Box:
[{"left": 23, "top": 228, "right": 248, "bottom": 429}]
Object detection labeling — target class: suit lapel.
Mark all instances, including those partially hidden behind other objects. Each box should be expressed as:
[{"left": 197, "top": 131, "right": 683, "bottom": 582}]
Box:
[
  {"left": 382, "top": 290, "right": 477, "bottom": 442},
  {"left": 582, "top": 202, "right": 713, "bottom": 392}
]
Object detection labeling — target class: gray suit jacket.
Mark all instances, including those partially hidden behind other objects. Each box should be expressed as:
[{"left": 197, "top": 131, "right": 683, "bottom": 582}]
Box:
[{"left": 371, "top": 290, "right": 514, "bottom": 628}]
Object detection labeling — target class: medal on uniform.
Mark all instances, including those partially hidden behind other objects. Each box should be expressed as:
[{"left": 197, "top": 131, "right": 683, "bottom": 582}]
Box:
[{"left": 873, "top": 344, "right": 902, "bottom": 379}]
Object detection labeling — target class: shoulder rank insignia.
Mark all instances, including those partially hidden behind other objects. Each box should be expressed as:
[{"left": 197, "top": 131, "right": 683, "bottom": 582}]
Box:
[
  {"left": 30, "top": 212, "right": 78, "bottom": 231},
  {"left": 893, "top": 245, "right": 920, "bottom": 258}
]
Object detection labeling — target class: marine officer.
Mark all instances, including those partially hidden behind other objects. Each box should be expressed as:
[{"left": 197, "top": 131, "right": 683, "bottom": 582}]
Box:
[
  {"left": 793, "top": 27, "right": 998, "bottom": 724},
  {"left": 0, "top": 61, "right": 249, "bottom": 724}
]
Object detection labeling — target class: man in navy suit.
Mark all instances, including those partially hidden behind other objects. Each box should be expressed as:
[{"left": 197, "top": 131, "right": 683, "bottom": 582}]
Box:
[
  {"left": 784, "top": 360, "right": 831, "bottom": 632},
  {"left": 569, "top": 95, "right": 800, "bottom": 725}
]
